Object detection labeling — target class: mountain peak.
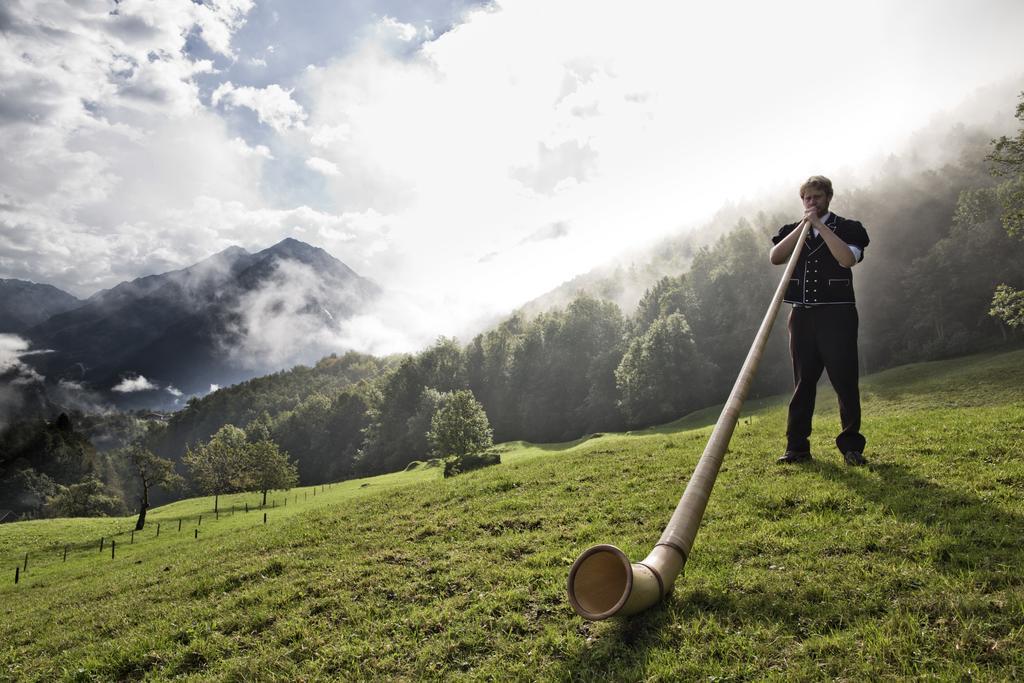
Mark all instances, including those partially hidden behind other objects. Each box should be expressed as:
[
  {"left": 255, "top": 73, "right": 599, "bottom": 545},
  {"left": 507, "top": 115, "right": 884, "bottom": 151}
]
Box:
[
  {"left": 263, "top": 237, "right": 327, "bottom": 259},
  {"left": 0, "top": 279, "right": 82, "bottom": 334},
  {"left": 253, "top": 238, "right": 360, "bottom": 282}
]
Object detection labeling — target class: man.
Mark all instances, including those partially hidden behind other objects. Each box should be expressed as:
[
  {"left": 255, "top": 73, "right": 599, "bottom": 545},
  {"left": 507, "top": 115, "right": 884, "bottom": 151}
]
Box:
[{"left": 769, "top": 175, "right": 870, "bottom": 466}]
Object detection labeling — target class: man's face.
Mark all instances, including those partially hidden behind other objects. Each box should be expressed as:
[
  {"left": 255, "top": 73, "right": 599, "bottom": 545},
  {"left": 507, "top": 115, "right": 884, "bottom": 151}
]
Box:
[{"left": 801, "top": 188, "right": 831, "bottom": 217}]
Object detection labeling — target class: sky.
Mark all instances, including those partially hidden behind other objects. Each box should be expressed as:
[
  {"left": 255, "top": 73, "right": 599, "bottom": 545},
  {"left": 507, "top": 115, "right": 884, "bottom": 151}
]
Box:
[{"left": 2, "top": 0, "right": 1024, "bottom": 356}]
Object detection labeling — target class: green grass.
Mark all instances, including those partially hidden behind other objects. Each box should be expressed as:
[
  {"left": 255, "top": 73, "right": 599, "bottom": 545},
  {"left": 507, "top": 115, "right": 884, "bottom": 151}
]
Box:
[{"left": 2, "top": 349, "right": 1023, "bottom": 681}]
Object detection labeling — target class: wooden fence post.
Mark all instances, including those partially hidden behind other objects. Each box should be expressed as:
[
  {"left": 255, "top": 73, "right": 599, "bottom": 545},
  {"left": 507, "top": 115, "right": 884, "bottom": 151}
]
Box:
[
  {"left": 263, "top": 513, "right": 267, "bottom": 524},
  {"left": 178, "top": 519, "right": 182, "bottom": 532},
  {"left": 24, "top": 553, "right": 28, "bottom": 572},
  {"left": 194, "top": 529, "right": 198, "bottom": 539},
  {"left": 99, "top": 538, "right": 104, "bottom": 553},
  {"left": 157, "top": 523, "right": 161, "bottom": 537},
  {"left": 63, "top": 546, "right": 68, "bottom": 562},
  {"left": 14, "top": 567, "right": 18, "bottom": 584},
  {"left": 130, "top": 530, "right": 134, "bottom": 544},
  {"left": 198, "top": 515, "right": 202, "bottom": 526},
  {"left": 111, "top": 540, "right": 116, "bottom": 559}
]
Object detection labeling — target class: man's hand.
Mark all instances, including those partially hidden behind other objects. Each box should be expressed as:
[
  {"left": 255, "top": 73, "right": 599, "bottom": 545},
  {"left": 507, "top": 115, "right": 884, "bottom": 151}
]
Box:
[
  {"left": 816, "top": 219, "right": 858, "bottom": 268},
  {"left": 803, "top": 207, "right": 825, "bottom": 230}
]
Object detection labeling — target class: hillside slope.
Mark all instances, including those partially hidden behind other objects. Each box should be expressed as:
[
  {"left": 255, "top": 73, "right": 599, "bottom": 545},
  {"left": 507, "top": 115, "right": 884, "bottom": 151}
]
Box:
[{"left": 2, "top": 349, "right": 1022, "bottom": 680}]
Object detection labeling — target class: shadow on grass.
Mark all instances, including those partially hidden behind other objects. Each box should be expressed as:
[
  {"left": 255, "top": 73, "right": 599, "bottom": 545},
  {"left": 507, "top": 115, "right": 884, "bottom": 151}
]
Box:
[
  {"left": 549, "top": 460, "right": 1024, "bottom": 680},
  {"left": 816, "top": 460, "right": 1024, "bottom": 574},
  {"left": 550, "top": 577, "right": 865, "bottom": 681}
]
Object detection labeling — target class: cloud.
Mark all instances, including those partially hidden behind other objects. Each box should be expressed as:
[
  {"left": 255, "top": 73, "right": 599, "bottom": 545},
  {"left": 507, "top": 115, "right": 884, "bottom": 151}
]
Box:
[
  {"left": 191, "top": 0, "right": 256, "bottom": 58},
  {"left": 166, "top": 385, "right": 183, "bottom": 397},
  {"left": 51, "top": 379, "right": 113, "bottom": 417},
  {"left": 211, "top": 81, "right": 308, "bottom": 132},
  {"left": 0, "top": 335, "right": 38, "bottom": 427},
  {"left": 0, "top": 335, "right": 30, "bottom": 373},
  {"left": 0, "top": 0, "right": 266, "bottom": 296},
  {"left": 306, "top": 156, "right": 341, "bottom": 176},
  {"left": 377, "top": 16, "right": 422, "bottom": 43},
  {"left": 225, "top": 259, "right": 374, "bottom": 368},
  {"left": 0, "top": 334, "right": 111, "bottom": 426},
  {"left": 309, "top": 124, "right": 351, "bottom": 148},
  {"left": 510, "top": 141, "right": 599, "bottom": 194},
  {"left": 111, "top": 375, "right": 158, "bottom": 393},
  {"left": 517, "top": 221, "right": 570, "bottom": 245},
  {"left": 210, "top": 384, "right": 221, "bottom": 393}
]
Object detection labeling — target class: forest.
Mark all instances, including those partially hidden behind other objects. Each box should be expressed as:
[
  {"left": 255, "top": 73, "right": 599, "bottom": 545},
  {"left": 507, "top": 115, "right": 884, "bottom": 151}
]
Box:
[{"left": 2, "top": 92, "right": 1023, "bottom": 520}]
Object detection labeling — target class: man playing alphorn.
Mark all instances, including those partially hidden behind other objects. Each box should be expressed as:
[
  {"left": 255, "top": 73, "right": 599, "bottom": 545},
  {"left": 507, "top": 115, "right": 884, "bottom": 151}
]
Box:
[{"left": 769, "top": 175, "right": 870, "bottom": 466}]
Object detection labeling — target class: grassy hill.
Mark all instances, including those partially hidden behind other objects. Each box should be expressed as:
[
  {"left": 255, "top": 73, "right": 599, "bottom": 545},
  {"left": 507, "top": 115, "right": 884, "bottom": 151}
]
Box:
[{"left": 2, "top": 349, "right": 1023, "bottom": 680}]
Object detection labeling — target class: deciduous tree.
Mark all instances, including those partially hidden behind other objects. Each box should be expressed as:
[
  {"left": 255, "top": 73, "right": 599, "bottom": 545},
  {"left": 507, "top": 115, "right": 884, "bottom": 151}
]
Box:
[
  {"left": 184, "top": 424, "right": 248, "bottom": 513},
  {"left": 127, "top": 444, "right": 182, "bottom": 530},
  {"left": 988, "top": 91, "right": 1024, "bottom": 328},
  {"left": 615, "top": 312, "right": 714, "bottom": 427},
  {"left": 44, "top": 476, "right": 123, "bottom": 518},
  {"left": 428, "top": 390, "right": 493, "bottom": 459},
  {"left": 246, "top": 439, "right": 298, "bottom": 506}
]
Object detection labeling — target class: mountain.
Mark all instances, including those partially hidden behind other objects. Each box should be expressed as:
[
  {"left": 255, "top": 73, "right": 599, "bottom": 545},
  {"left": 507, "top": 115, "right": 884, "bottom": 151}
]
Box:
[
  {"left": 0, "top": 279, "right": 82, "bottom": 334},
  {"left": 24, "top": 239, "right": 380, "bottom": 408}
]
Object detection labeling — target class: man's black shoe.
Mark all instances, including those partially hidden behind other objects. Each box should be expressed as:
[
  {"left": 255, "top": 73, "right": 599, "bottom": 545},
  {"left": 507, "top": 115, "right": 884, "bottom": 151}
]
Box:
[
  {"left": 843, "top": 450, "right": 867, "bottom": 466},
  {"left": 776, "top": 450, "right": 812, "bottom": 464}
]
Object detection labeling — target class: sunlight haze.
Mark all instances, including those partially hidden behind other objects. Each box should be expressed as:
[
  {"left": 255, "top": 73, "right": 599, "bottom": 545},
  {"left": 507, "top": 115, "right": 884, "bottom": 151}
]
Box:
[{"left": 2, "top": 0, "right": 1023, "bottom": 353}]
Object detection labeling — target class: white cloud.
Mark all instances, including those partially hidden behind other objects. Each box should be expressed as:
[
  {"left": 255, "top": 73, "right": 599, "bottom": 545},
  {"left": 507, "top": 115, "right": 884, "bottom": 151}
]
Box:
[
  {"left": 0, "top": 0, "right": 266, "bottom": 296},
  {"left": 309, "top": 124, "right": 351, "bottom": 147},
  {"left": 0, "top": 335, "right": 41, "bottom": 427},
  {"left": 371, "top": 16, "right": 435, "bottom": 48},
  {"left": 211, "top": 82, "right": 308, "bottom": 132},
  {"left": 0, "top": 335, "right": 31, "bottom": 375},
  {"left": 112, "top": 375, "right": 158, "bottom": 393},
  {"left": 192, "top": 0, "right": 256, "bottom": 58},
  {"left": 226, "top": 259, "right": 372, "bottom": 368},
  {"left": 166, "top": 385, "right": 184, "bottom": 397},
  {"left": 306, "top": 157, "right": 341, "bottom": 176},
  {"left": 210, "top": 384, "right": 221, "bottom": 393}
]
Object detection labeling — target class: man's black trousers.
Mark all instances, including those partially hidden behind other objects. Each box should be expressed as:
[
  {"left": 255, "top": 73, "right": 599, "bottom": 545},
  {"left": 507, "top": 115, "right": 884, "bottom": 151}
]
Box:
[{"left": 786, "top": 304, "right": 866, "bottom": 454}]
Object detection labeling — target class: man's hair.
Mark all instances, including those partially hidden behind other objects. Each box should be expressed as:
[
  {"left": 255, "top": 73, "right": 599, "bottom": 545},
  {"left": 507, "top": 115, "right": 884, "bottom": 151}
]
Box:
[{"left": 799, "top": 175, "right": 833, "bottom": 199}]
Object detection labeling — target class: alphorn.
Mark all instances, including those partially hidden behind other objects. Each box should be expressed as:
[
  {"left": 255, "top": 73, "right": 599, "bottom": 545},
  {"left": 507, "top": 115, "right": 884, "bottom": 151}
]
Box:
[{"left": 567, "top": 217, "right": 813, "bottom": 620}]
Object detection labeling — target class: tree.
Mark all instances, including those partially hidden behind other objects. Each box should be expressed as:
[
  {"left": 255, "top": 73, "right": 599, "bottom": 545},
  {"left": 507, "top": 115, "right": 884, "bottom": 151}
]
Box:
[
  {"left": 184, "top": 424, "right": 248, "bottom": 513},
  {"left": 989, "top": 91, "right": 1024, "bottom": 238},
  {"left": 427, "top": 390, "right": 493, "bottom": 459},
  {"left": 126, "top": 444, "right": 182, "bottom": 530},
  {"left": 44, "top": 476, "right": 123, "bottom": 518},
  {"left": 990, "top": 284, "right": 1024, "bottom": 329},
  {"left": 987, "top": 91, "right": 1024, "bottom": 328},
  {"left": 245, "top": 439, "right": 298, "bottom": 506},
  {"left": 615, "top": 312, "right": 715, "bottom": 427}
]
